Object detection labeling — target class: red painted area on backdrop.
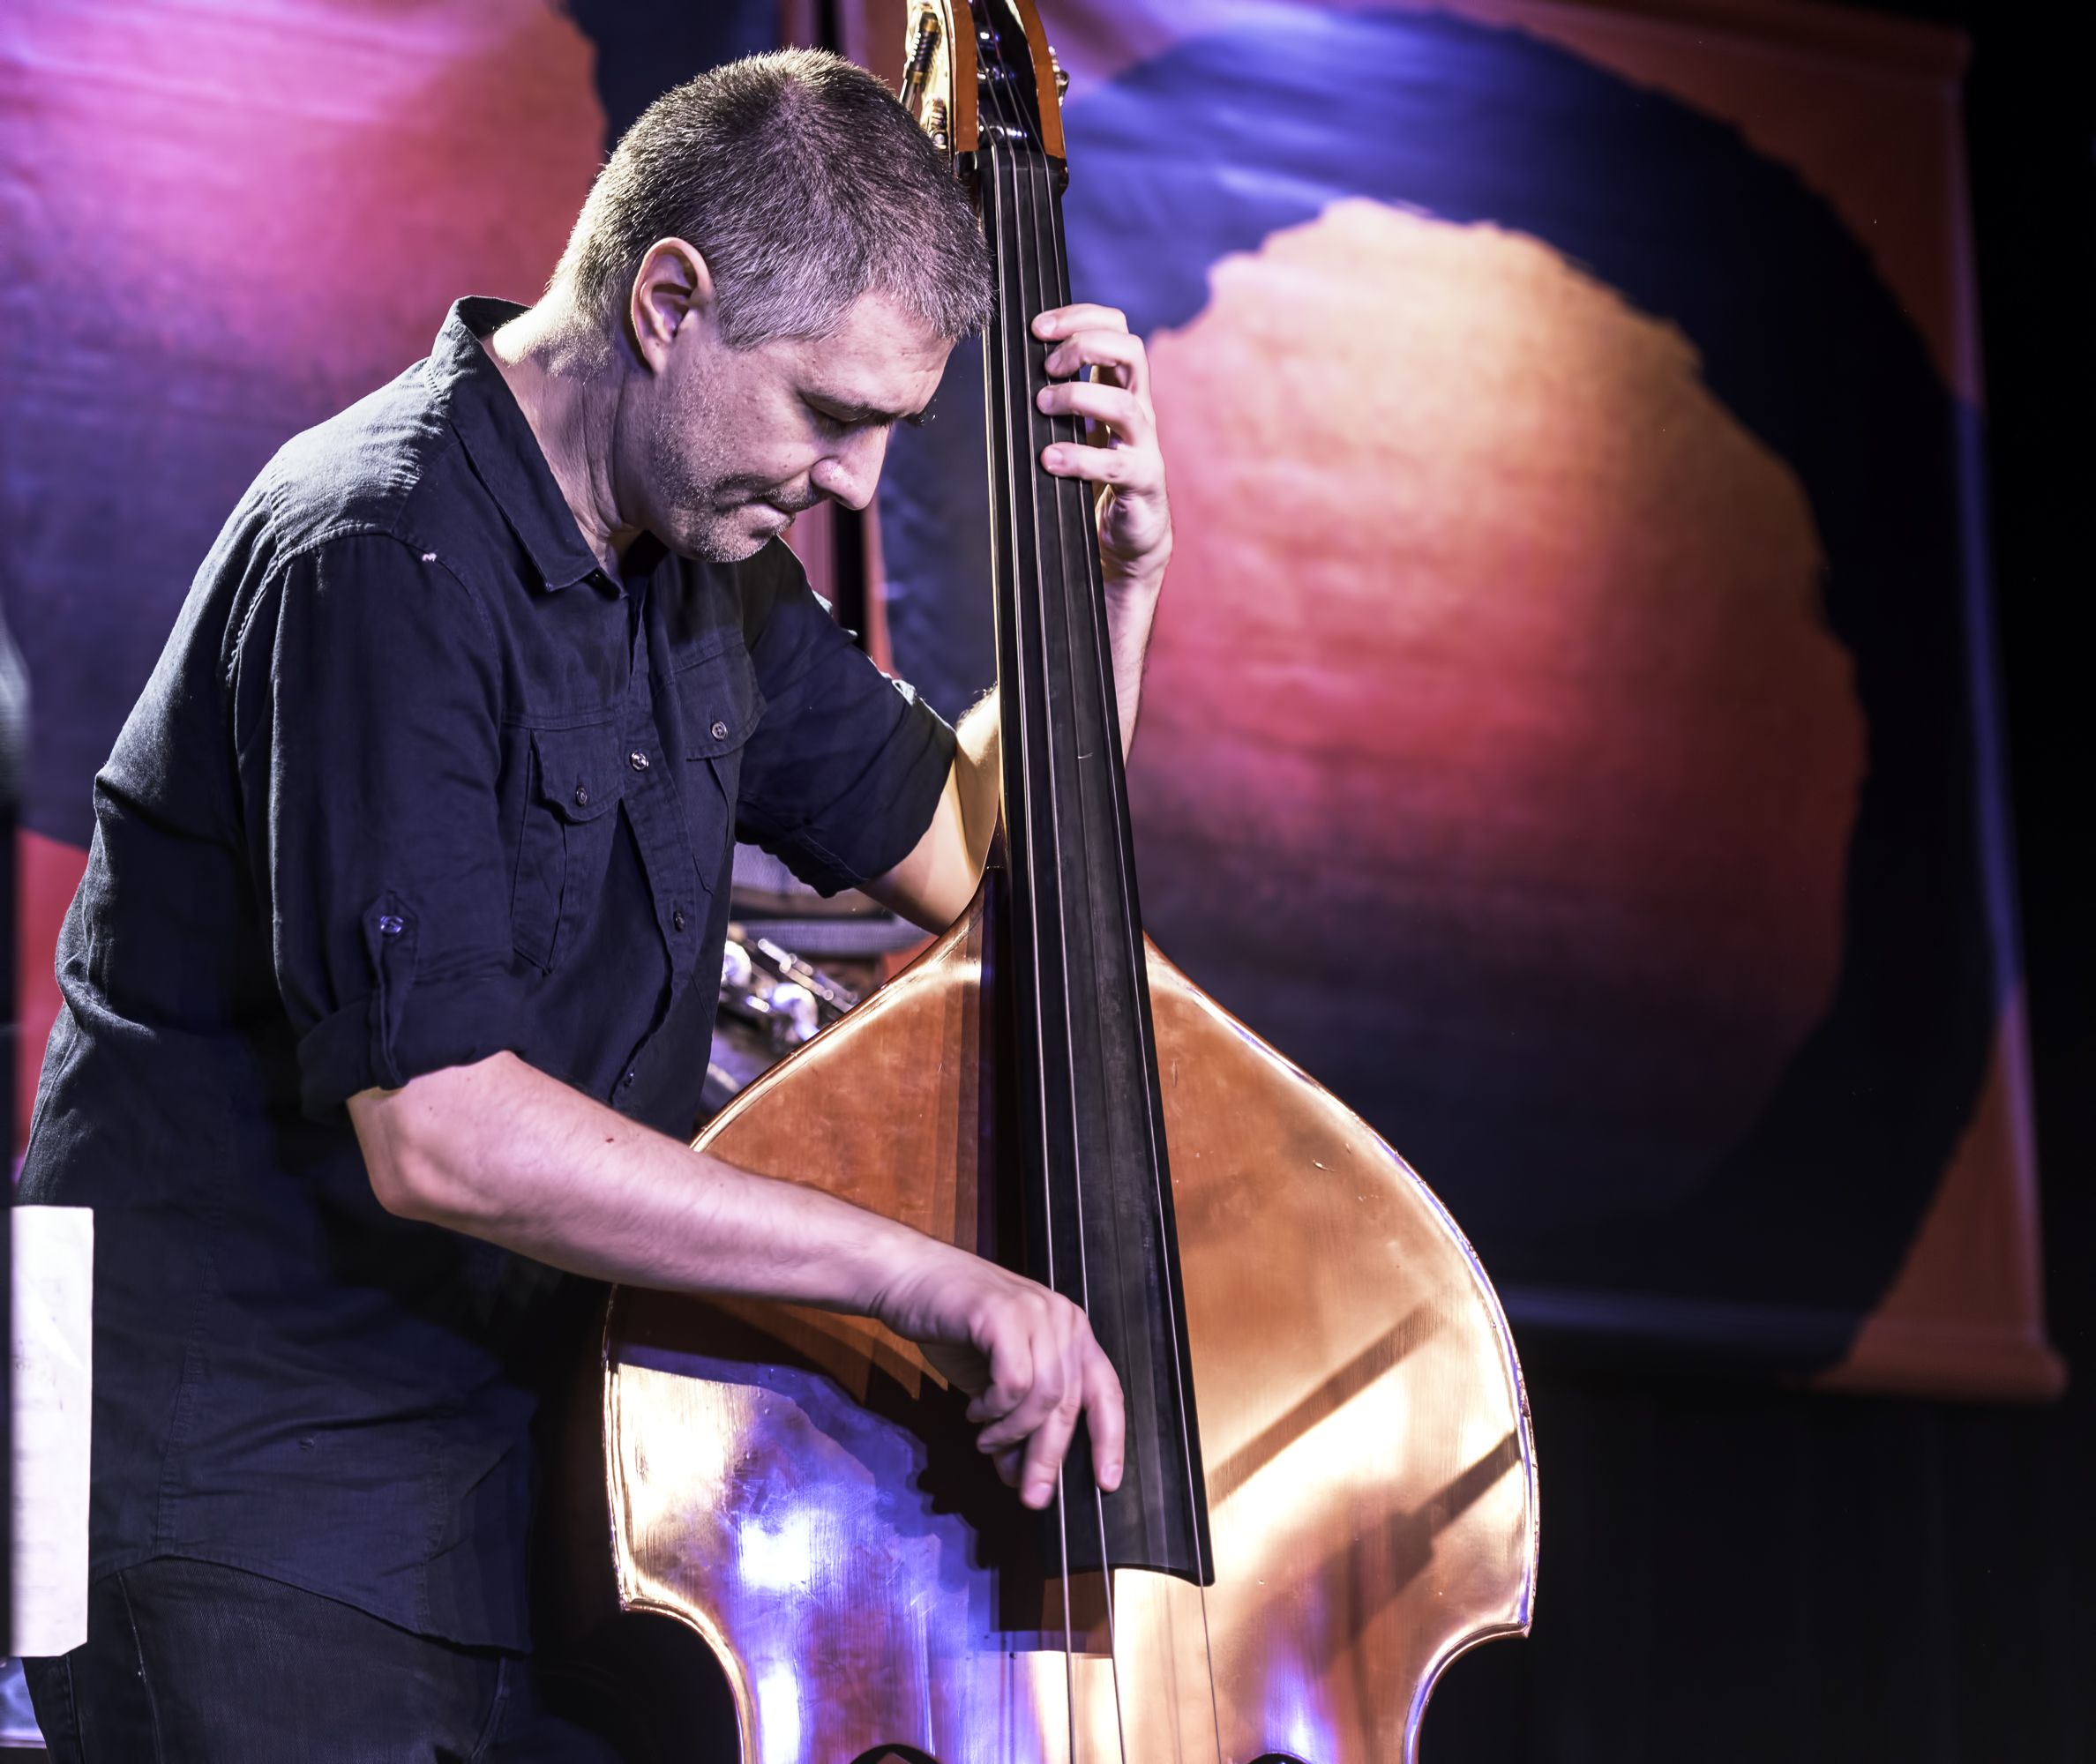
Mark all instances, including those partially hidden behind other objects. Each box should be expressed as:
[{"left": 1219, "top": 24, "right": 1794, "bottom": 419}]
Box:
[
  {"left": 1815, "top": 995, "right": 2064, "bottom": 1400},
  {"left": 9, "top": 0, "right": 604, "bottom": 403},
  {"left": 17, "top": 831, "right": 90, "bottom": 1152}
]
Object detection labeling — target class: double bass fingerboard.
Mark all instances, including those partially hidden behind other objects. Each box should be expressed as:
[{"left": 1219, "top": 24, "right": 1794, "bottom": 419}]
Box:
[{"left": 966, "top": 0, "right": 1212, "bottom": 1587}]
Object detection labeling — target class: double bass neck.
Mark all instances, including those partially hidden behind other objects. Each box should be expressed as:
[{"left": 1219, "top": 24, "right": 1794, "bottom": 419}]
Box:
[{"left": 939, "top": 0, "right": 1214, "bottom": 1588}]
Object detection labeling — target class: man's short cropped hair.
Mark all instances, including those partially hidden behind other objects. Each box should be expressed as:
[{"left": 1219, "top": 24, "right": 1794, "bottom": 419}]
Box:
[{"left": 555, "top": 49, "right": 993, "bottom": 349}]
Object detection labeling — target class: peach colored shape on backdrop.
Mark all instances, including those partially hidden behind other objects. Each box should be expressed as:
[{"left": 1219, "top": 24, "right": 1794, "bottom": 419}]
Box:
[{"left": 1129, "top": 198, "right": 1865, "bottom": 1222}]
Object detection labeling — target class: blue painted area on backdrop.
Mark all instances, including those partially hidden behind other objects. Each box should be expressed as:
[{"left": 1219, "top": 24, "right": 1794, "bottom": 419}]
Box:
[
  {"left": 566, "top": 0, "right": 776, "bottom": 144},
  {"left": 881, "top": 8, "right": 1999, "bottom": 1361}
]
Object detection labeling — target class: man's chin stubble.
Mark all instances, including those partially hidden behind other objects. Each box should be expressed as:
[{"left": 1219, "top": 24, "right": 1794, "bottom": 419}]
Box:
[{"left": 675, "top": 507, "right": 787, "bottom": 564}]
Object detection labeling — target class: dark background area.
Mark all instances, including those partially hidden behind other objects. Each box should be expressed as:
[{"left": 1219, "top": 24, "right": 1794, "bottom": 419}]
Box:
[{"left": 1419, "top": 1, "right": 2096, "bottom": 1754}]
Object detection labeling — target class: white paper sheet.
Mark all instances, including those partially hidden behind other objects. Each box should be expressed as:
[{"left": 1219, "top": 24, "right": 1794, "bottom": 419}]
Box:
[{"left": 10, "top": 1207, "right": 93, "bottom": 1658}]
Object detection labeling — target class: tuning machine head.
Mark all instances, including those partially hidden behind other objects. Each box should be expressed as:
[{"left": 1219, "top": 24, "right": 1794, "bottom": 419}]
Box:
[
  {"left": 901, "top": 2, "right": 977, "bottom": 168},
  {"left": 902, "top": 0, "right": 1065, "bottom": 176}
]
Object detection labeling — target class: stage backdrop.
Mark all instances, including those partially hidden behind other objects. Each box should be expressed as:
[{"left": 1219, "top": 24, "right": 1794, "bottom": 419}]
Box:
[
  {"left": 875, "top": 0, "right": 2062, "bottom": 1401},
  {"left": 1, "top": 0, "right": 2060, "bottom": 1401}
]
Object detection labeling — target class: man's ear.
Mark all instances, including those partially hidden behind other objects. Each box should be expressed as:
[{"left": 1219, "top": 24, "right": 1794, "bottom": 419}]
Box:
[{"left": 628, "top": 239, "right": 718, "bottom": 374}]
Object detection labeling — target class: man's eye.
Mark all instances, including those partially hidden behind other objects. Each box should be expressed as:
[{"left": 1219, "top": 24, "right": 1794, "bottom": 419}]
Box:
[
  {"left": 810, "top": 405, "right": 902, "bottom": 437},
  {"left": 810, "top": 405, "right": 883, "bottom": 436}
]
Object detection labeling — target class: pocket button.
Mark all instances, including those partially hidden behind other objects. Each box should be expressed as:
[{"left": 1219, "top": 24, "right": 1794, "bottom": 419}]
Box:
[{"left": 710, "top": 720, "right": 730, "bottom": 742}]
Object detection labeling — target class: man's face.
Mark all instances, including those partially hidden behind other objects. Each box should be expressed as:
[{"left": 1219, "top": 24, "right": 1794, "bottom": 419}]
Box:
[{"left": 628, "top": 290, "right": 954, "bottom": 563}]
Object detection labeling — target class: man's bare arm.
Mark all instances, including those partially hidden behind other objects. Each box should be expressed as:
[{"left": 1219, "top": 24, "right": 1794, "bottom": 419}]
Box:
[
  {"left": 862, "top": 690, "right": 999, "bottom": 931},
  {"left": 347, "top": 1052, "right": 1121, "bottom": 1508}
]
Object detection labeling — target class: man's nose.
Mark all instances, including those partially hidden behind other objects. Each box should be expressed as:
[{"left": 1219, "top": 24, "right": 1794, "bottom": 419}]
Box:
[{"left": 810, "top": 427, "right": 891, "bottom": 512}]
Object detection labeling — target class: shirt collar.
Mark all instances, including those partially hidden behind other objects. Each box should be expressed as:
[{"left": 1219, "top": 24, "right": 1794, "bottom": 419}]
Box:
[{"left": 425, "top": 297, "right": 609, "bottom": 594}]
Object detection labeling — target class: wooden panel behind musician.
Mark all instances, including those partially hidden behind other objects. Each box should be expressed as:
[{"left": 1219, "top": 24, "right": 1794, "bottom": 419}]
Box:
[{"left": 15, "top": 52, "right": 1167, "bottom": 1759}]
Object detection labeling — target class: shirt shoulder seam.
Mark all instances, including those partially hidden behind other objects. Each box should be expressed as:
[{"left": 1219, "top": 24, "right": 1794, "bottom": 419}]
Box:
[{"left": 223, "top": 526, "right": 498, "bottom": 691}]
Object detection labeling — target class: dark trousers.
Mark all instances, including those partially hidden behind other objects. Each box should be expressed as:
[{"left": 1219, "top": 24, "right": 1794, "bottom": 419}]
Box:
[{"left": 23, "top": 1558, "right": 621, "bottom": 1763}]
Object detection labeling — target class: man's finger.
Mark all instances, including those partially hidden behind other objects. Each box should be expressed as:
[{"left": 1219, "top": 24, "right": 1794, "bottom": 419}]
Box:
[
  {"left": 1014, "top": 1381, "right": 1086, "bottom": 1509},
  {"left": 1043, "top": 329, "right": 1148, "bottom": 386},
  {"left": 1083, "top": 1345, "right": 1127, "bottom": 1493},
  {"left": 965, "top": 1321, "right": 1036, "bottom": 1431},
  {"left": 1033, "top": 303, "right": 1129, "bottom": 339},
  {"left": 968, "top": 1304, "right": 1082, "bottom": 1478},
  {"left": 968, "top": 1297, "right": 1070, "bottom": 1451},
  {"left": 1043, "top": 442, "right": 1166, "bottom": 493},
  {"left": 970, "top": 1344, "right": 1066, "bottom": 1453},
  {"left": 1036, "top": 379, "right": 1150, "bottom": 444}
]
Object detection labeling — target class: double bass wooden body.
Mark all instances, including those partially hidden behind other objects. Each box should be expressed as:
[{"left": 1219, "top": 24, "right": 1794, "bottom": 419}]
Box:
[
  {"left": 578, "top": 4, "right": 1537, "bottom": 1757},
  {"left": 602, "top": 909, "right": 1534, "bottom": 1763}
]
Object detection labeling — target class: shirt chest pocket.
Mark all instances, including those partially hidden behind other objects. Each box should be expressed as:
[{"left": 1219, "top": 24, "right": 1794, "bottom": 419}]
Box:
[
  {"left": 677, "top": 642, "right": 766, "bottom": 815},
  {"left": 511, "top": 723, "right": 624, "bottom": 972}
]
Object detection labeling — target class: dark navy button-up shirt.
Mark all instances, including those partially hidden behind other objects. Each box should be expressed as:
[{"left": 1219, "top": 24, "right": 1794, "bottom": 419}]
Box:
[{"left": 16, "top": 298, "right": 956, "bottom": 1648}]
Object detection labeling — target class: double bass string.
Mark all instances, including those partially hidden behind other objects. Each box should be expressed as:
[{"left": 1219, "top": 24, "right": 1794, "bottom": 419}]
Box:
[
  {"left": 1020, "top": 131, "right": 1134, "bottom": 1764},
  {"left": 982, "top": 24, "right": 1221, "bottom": 1754},
  {"left": 977, "top": 68, "right": 1089, "bottom": 1758},
  {"left": 1002, "top": 108, "right": 1099, "bottom": 1761},
  {"left": 978, "top": 51, "right": 1095, "bottom": 1754},
  {"left": 988, "top": 41, "right": 1151, "bottom": 1760},
  {"left": 1019, "top": 95, "right": 1230, "bottom": 1764}
]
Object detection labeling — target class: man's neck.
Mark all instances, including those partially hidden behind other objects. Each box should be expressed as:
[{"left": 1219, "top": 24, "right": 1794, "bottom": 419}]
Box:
[{"left": 479, "top": 304, "right": 642, "bottom": 574}]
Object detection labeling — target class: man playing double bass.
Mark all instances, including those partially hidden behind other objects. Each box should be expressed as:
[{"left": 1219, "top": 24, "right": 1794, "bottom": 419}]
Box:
[{"left": 19, "top": 51, "right": 1170, "bottom": 1757}]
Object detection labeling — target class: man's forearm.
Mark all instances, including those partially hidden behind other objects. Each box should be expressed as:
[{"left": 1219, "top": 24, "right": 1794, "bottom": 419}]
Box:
[
  {"left": 976, "top": 568, "right": 1165, "bottom": 774},
  {"left": 865, "top": 571, "right": 1158, "bottom": 935},
  {"left": 349, "top": 1051, "right": 933, "bottom": 1309},
  {"left": 347, "top": 1048, "right": 1127, "bottom": 1508},
  {"left": 1103, "top": 572, "right": 1164, "bottom": 759}
]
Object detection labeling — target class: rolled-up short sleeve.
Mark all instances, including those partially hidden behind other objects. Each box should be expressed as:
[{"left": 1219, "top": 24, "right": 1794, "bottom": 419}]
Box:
[
  {"left": 732, "top": 565, "right": 958, "bottom": 895},
  {"left": 232, "top": 534, "right": 532, "bottom": 1117}
]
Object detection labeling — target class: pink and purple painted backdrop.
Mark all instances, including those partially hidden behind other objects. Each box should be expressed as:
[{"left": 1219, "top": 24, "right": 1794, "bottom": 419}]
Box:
[
  {"left": 1, "top": 0, "right": 2059, "bottom": 1399},
  {"left": 878, "top": 0, "right": 2058, "bottom": 1397}
]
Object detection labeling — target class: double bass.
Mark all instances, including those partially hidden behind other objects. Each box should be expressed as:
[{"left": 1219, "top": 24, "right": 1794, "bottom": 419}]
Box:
[{"left": 552, "top": 4, "right": 1538, "bottom": 1757}]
